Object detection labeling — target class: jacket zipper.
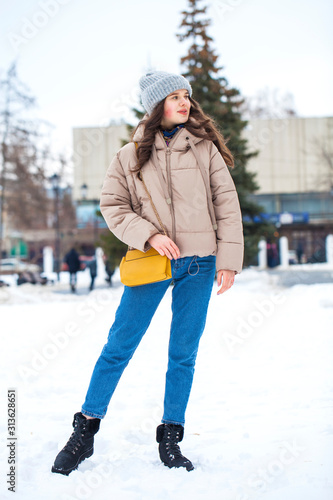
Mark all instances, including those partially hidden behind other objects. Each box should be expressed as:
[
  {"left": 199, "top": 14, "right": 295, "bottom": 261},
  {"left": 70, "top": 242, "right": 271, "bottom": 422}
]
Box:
[{"left": 165, "top": 146, "right": 176, "bottom": 242}]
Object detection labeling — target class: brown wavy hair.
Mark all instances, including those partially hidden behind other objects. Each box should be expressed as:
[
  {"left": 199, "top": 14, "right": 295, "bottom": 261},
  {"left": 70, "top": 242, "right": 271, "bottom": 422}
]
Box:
[{"left": 131, "top": 96, "right": 234, "bottom": 172}]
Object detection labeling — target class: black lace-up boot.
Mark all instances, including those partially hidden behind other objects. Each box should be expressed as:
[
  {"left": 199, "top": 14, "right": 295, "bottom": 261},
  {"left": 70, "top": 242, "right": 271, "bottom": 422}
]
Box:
[
  {"left": 51, "top": 412, "right": 100, "bottom": 475},
  {"left": 156, "top": 423, "right": 194, "bottom": 471}
]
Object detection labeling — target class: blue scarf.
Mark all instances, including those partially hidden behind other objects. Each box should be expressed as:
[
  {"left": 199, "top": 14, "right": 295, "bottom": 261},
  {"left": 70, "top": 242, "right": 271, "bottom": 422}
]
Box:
[{"left": 161, "top": 124, "right": 185, "bottom": 145}]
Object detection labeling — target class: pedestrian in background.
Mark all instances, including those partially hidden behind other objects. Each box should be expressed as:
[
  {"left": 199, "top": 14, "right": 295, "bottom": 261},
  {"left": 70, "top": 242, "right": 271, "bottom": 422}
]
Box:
[
  {"left": 87, "top": 256, "right": 97, "bottom": 291},
  {"left": 104, "top": 257, "right": 115, "bottom": 286},
  {"left": 64, "top": 247, "right": 81, "bottom": 292}
]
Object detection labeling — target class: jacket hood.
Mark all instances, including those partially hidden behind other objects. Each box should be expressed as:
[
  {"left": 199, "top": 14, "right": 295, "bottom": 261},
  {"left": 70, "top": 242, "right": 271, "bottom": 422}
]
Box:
[{"left": 132, "top": 121, "right": 204, "bottom": 151}]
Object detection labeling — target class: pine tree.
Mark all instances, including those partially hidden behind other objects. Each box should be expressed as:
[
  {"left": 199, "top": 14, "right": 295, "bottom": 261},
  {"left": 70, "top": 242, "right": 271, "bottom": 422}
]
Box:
[{"left": 177, "top": 0, "right": 275, "bottom": 265}]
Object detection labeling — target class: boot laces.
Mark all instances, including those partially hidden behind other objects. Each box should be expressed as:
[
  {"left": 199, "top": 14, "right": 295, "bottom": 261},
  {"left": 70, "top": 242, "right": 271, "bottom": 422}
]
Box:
[
  {"left": 165, "top": 428, "right": 184, "bottom": 460},
  {"left": 63, "top": 420, "right": 87, "bottom": 454}
]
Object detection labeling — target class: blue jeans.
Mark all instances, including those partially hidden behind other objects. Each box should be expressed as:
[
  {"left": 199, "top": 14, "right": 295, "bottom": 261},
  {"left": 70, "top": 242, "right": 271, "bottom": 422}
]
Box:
[{"left": 81, "top": 255, "right": 216, "bottom": 426}]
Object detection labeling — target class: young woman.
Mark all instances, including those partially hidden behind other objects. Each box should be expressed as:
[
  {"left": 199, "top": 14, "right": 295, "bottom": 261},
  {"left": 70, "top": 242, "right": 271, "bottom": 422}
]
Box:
[{"left": 52, "top": 71, "right": 244, "bottom": 475}]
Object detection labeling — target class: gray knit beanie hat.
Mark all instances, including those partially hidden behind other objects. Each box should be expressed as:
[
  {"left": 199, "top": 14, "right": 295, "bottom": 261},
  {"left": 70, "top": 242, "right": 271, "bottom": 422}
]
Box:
[{"left": 139, "top": 71, "right": 192, "bottom": 115}]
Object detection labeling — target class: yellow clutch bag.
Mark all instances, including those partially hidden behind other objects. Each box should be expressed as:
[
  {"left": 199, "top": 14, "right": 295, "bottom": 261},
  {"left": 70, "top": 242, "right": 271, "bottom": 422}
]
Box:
[{"left": 120, "top": 247, "right": 172, "bottom": 287}]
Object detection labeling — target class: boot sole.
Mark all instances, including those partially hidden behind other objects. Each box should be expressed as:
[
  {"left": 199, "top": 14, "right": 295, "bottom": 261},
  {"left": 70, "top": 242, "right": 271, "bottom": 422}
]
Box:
[
  {"left": 51, "top": 447, "right": 93, "bottom": 475},
  {"left": 162, "top": 461, "right": 194, "bottom": 472}
]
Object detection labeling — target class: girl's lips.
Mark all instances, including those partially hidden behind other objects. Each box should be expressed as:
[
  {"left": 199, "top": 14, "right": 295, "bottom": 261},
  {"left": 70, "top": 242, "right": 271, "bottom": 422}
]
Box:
[{"left": 178, "top": 110, "right": 188, "bottom": 115}]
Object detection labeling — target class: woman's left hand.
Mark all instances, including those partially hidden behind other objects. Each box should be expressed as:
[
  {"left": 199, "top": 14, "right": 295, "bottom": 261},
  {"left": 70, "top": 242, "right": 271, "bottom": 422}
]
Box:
[{"left": 217, "top": 269, "right": 236, "bottom": 295}]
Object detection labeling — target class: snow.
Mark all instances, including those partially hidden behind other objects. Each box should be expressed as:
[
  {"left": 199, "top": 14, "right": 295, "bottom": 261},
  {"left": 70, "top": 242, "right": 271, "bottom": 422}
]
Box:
[{"left": 1, "top": 266, "right": 332, "bottom": 500}]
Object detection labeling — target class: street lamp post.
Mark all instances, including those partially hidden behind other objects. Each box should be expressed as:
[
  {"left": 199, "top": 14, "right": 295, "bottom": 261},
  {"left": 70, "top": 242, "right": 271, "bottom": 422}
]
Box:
[
  {"left": 80, "top": 183, "right": 88, "bottom": 201},
  {"left": 51, "top": 173, "right": 61, "bottom": 281}
]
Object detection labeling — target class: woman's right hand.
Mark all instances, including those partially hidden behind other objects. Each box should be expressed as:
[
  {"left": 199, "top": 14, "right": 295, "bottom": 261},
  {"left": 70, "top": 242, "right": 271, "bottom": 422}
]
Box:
[{"left": 148, "top": 234, "right": 180, "bottom": 260}]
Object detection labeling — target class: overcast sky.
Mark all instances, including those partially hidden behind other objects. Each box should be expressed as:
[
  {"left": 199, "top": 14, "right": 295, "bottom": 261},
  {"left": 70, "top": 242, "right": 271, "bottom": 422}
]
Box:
[{"left": 1, "top": 0, "right": 332, "bottom": 159}]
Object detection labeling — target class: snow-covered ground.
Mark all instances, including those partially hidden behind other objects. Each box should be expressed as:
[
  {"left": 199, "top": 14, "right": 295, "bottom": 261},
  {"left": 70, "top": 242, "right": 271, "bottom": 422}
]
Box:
[{"left": 1, "top": 265, "right": 333, "bottom": 500}]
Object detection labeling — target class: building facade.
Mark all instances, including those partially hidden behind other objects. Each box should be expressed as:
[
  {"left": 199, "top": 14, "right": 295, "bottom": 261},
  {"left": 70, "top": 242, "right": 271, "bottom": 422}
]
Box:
[
  {"left": 72, "top": 123, "right": 129, "bottom": 248},
  {"left": 73, "top": 123, "right": 129, "bottom": 202},
  {"left": 243, "top": 116, "right": 333, "bottom": 262}
]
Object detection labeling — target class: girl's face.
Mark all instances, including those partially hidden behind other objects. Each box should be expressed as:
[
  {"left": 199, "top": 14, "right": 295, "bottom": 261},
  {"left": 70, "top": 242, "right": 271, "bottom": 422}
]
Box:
[{"left": 160, "top": 89, "right": 191, "bottom": 129}]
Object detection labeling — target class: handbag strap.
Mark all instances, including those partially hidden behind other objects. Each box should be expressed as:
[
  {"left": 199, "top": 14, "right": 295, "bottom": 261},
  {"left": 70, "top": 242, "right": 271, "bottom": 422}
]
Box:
[
  {"left": 139, "top": 171, "right": 168, "bottom": 237},
  {"left": 135, "top": 142, "right": 168, "bottom": 237}
]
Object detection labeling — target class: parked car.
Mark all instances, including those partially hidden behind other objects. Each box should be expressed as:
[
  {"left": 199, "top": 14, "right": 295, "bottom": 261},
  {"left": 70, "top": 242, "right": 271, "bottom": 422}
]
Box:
[
  {"left": 0, "top": 258, "right": 41, "bottom": 274},
  {"left": 17, "top": 271, "right": 49, "bottom": 286}
]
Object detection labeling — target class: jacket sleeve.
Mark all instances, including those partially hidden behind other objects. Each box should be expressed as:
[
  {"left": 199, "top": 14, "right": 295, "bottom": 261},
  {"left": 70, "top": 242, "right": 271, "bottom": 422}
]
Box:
[
  {"left": 209, "top": 146, "right": 244, "bottom": 274},
  {"left": 100, "top": 152, "right": 160, "bottom": 252}
]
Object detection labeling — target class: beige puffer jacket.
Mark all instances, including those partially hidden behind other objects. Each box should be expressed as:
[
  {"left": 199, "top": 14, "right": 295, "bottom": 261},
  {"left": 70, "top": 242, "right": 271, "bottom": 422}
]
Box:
[{"left": 100, "top": 125, "right": 244, "bottom": 273}]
